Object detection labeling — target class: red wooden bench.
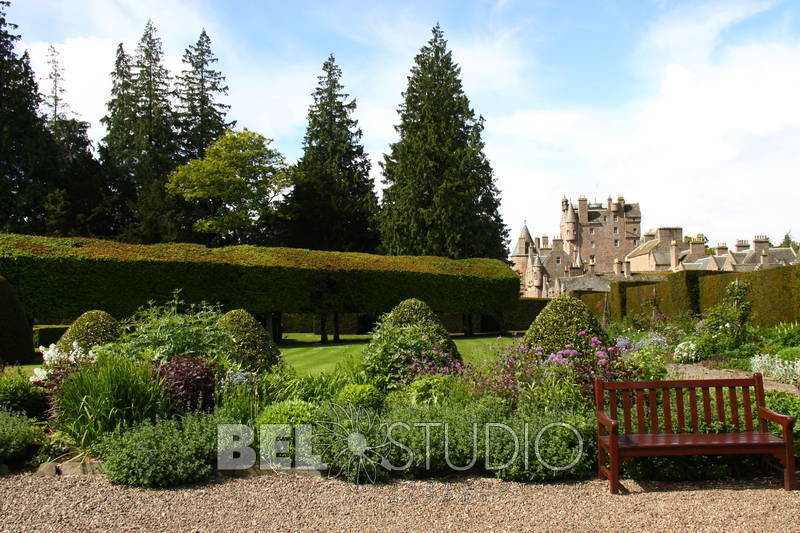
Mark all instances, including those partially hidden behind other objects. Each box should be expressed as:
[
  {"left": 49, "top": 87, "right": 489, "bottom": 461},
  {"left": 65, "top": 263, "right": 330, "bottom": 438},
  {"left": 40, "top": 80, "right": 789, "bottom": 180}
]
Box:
[{"left": 594, "top": 373, "right": 796, "bottom": 494}]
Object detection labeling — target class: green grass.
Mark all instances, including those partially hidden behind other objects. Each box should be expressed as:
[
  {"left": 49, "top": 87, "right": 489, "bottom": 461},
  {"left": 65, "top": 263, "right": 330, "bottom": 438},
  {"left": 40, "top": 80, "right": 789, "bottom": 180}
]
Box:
[
  {"left": 1, "top": 364, "right": 38, "bottom": 378},
  {"left": 281, "top": 333, "right": 516, "bottom": 375}
]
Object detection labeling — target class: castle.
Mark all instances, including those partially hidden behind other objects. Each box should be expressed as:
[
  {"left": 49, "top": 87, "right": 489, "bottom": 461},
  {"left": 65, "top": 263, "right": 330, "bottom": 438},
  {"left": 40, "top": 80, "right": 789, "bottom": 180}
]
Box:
[{"left": 511, "top": 195, "right": 799, "bottom": 298}]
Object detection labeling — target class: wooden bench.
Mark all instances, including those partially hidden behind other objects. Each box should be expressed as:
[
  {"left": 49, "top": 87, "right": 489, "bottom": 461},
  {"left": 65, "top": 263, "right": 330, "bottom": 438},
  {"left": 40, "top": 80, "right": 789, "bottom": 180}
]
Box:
[{"left": 594, "top": 373, "right": 796, "bottom": 494}]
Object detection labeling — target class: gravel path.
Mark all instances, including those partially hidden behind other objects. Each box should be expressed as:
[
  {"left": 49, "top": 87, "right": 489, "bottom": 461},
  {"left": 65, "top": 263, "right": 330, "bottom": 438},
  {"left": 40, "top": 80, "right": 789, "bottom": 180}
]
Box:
[
  {"left": 1, "top": 473, "right": 799, "bottom": 532},
  {"left": 669, "top": 363, "right": 798, "bottom": 394}
]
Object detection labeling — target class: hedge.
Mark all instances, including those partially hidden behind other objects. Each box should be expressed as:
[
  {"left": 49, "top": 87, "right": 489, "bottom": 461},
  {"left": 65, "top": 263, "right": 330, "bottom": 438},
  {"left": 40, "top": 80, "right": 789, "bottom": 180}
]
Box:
[
  {"left": 0, "top": 233, "right": 521, "bottom": 324},
  {"left": 0, "top": 275, "right": 34, "bottom": 363},
  {"left": 579, "top": 266, "right": 800, "bottom": 327}
]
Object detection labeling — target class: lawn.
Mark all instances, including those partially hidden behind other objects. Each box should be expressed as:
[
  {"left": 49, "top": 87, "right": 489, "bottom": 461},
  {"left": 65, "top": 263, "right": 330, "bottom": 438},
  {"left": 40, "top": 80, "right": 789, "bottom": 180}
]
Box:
[
  {"left": 1, "top": 364, "right": 37, "bottom": 378},
  {"left": 281, "top": 333, "right": 515, "bottom": 375}
]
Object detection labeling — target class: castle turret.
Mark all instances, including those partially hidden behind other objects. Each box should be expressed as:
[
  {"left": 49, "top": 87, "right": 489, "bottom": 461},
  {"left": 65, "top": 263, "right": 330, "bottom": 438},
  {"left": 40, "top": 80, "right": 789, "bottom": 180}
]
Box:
[
  {"left": 564, "top": 203, "right": 577, "bottom": 242},
  {"left": 532, "top": 254, "right": 543, "bottom": 287},
  {"left": 513, "top": 223, "right": 534, "bottom": 256}
]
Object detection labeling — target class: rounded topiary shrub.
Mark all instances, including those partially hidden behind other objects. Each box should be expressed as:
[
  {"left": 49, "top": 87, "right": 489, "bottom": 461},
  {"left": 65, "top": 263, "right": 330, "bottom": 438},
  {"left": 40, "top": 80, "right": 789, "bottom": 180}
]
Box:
[
  {"left": 56, "top": 310, "right": 120, "bottom": 352},
  {"left": 0, "top": 276, "right": 34, "bottom": 365},
  {"left": 521, "top": 295, "right": 605, "bottom": 356},
  {"left": 363, "top": 299, "right": 461, "bottom": 389},
  {"left": 216, "top": 309, "right": 280, "bottom": 372},
  {"left": 334, "top": 384, "right": 384, "bottom": 410}
]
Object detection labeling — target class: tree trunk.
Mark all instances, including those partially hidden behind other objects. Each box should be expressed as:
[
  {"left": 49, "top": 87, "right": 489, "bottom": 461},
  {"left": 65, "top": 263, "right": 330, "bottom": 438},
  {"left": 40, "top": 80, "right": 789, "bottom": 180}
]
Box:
[
  {"left": 272, "top": 312, "right": 282, "bottom": 343},
  {"left": 463, "top": 313, "right": 474, "bottom": 337},
  {"left": 319, "top": 313, "right": 328, "bottom": 344},
  {"left": 333, "top": 312, "right": 340, "bottom": 342}
]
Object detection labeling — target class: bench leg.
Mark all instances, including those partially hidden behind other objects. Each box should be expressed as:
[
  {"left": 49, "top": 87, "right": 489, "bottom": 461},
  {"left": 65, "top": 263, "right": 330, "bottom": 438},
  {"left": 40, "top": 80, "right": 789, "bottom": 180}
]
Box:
[
  {"left": 785, "top": 449, "right": 796, "bottom": 491},
  {"left": 609, "top": 450, "right": 620, "bottom": 494}
]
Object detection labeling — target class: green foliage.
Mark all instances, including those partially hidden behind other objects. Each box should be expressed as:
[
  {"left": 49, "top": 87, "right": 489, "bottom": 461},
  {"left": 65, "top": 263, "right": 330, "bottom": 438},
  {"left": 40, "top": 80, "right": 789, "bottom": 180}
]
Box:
[
  {"left": 763, "top": 322, "right": 800, "bottom": 352},
  {"left": 334, "top": 384, "right": 383, "bottom": 410},
  {"left": 0, "top": 275, "right": 34, "bottom": 364},
  {"left": 257, "top": 399, "right": 317, "bottom": 427},
  {"left": 522, "top": 295, "right": 605, "bottom": 356},
  {"left": 777, "top": 347, "right": 800, "bottom": 361},
  {"left": 284, "top": 54, "right": 379, "bottom": 253},
  {"left": 263, "top": 363, "right": 349, "bottom": 403},
  {"left": 0, "top": 408, "right": 37, "bottom": 465},
  {"left": 517, "top": 365, "right": 585, "bottom": 414},
  {"left": 216, "top": 309, "right": 280, "bottom": 372},
  {"left": 0, "top": 374, "right": 48, "bottom": 420},
  {"left": 765, "top": 391, "right": 800, "bottom": 440},
  {"left": 215, "top": 372, "right": 271, "bottom": 426},
  {"left": 380, "top": 25, "right": 508, "bottom": 260},
  {"left": 56, "top": 310, "right": 120, "bottom": 352},
  {"left": 98, "top": 295, "right": 233, "bottom": 365},
  {"left": 53, "top": 356, "right": 169, "bottom": 453},
  {"left": 402, "top": 375, "right": 468, "bottom": 407},
  {"left": 623, "top": 340, "right": 669, "bottom": 381},
  {"left": 166, "top": 129, "right": 289, "bottom": 244},
  {"left": 690, "top": 281, "right": 755, "bottom": 361},
  {"left": 100, "top": 412, "right": 224, "bottom": 487},
  {"left": 0, "top": 233, "right": 519, "bottom": 324}
]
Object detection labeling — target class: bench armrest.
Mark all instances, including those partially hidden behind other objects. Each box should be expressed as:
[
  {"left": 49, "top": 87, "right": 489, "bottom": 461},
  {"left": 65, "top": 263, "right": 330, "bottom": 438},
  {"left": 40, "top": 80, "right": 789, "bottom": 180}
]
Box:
[
  {"left": 596, "top": 410, "right": 619, "bottom": 435},
  {"left": 759, "top": 406, "right": 796, "bottom": 440}
]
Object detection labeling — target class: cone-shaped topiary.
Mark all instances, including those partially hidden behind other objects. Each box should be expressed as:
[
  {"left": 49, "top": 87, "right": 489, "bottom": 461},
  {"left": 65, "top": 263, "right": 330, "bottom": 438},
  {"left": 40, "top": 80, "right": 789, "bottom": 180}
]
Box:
[
  {"left": 380, "top": 298, "right": 458, "bottom": 355},
  {"left": 216, "top": 309, "right": 281, "bottom": 372},
  {"left": 56, "top": 310, "right": 120, "bottom": 352},
  {"left": 363, "top": 299, "right": 460, "bottom": 388},
  {"left": 521, "top": 295, "right": 605, "bottom": 356},
  {"left": 0, "top": 276, "right": 34, "bottom": 364}
]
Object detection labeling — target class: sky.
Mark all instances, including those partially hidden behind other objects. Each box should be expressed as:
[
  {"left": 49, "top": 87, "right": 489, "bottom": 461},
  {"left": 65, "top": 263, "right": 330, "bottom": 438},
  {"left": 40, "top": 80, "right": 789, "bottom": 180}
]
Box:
[{"left": 8, "top": 0, "right": 800, "bottom": 250}]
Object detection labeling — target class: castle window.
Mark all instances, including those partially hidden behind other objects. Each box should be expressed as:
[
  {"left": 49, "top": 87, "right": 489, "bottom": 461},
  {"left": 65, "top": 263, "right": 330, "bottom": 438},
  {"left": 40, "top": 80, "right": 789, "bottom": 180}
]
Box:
[
  {"left": 613, "top": 227, "right": 619, "bottom": 234},
  {"left": 556, "top": 256, "right": 561, "bottom": 264},
  {"left": 614, "top": 215, "right": 619, "bottom": 222},
  {"left": 633, "top": 239, "right": 638, "bottom": 246},
  {"left": 614, "top": 240, "right": 620, "bottom": 247},
  {"left": 590, "top": 255, "right": 595, "bottom": 262},
  {"left": 603, "top": 216, "right": 607, "bottom": 222},
  {"left": 589, "top": 228, "right": 595, "bottom": 235},
  {"left": 590, "top": 241, "right": 596, "bottom": 248}
]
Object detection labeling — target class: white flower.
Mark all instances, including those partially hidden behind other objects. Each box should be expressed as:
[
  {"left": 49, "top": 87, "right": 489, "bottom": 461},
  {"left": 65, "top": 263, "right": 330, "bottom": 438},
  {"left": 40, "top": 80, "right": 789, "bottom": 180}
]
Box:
[{"left": 30, "top": 367, "right": 48, "bottom": 384}]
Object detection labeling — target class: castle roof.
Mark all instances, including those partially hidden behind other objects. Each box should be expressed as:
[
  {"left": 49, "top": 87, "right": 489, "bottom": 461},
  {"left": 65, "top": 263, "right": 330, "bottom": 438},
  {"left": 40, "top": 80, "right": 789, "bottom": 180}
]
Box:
[
  {"left": 566, "top": 203, "right": 577, "bottom": 222},
  {"left": 627, "top": 239, "right": 660, "bottom": 258},
  {"left": 512, "top": 224, "right": 534, "bottom": 256}
]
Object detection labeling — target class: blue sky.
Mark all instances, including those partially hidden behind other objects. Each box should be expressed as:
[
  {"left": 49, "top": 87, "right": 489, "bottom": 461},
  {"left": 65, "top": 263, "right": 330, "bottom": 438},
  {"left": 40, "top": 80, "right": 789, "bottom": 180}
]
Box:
[{"left": 9, "top": 0, "right": 800, "bottom": 249}]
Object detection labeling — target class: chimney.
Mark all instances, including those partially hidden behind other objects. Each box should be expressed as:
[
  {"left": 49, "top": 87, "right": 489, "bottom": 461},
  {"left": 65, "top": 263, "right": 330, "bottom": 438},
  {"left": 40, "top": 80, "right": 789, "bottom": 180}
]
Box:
[
  {"left": 541, "top": 234, "right": 549, "bottom": 248},
  {"left": 535, "top": 236, "right": 541, "bottom": 250},
  {"left": 689, "top": 237, "right": 706, "bottom": 260},
  {"left": 577, "top": 195, "right": 588, "bottom": 223},
  {"left": 715, "top": 242, "right": 728, "bottom": 256},
  {"left": 753, "top": 235, "right": 770, "bottom": 255},
  {"left": 671, "top": 240, "right": 680, "bottom": 269},
  {"left": 735, "top": 240, "right": 749, "bottom": 252},
  {"left": 643, "top": 231, "right": 656, "bottom": 243},
  {"left": 617, "top": 195, "right": 625, "bottom": 214},
  {"left": 614, "top": 259, "right": 622, "bottom": 275},
  {"left": 588, "top": 260, "right": 596, "bottom": 275},
  {"left": 623, "top": 260, "right": 631, "bottom": 277}
]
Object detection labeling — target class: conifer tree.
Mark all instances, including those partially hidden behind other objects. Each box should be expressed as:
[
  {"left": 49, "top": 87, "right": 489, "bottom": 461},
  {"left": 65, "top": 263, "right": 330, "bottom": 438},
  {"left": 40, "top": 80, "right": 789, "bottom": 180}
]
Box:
[
  {"left": 380, "top": 25, "right": 508, "bottom": 259},
  {"left": 284, "top": 54, "right": 378, "bottom": 252},
  {"left": 129, "top": 20, "right": 179, "bottom": 242},
  {"left": 44, "top": 44, "right": 69, "bottom": 123},
  {"left": 175, "top": 29, "right": 232, "bottom": 161},
  {"left": 0, "top": 1, "right": 58, "bottom": 233}
]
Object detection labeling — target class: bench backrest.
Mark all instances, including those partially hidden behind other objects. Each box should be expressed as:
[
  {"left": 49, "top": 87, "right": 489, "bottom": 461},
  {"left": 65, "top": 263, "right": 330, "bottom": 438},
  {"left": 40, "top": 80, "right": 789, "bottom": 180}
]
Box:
[{"left": 594, "top": 374, "right": 767, "bottom": 435}]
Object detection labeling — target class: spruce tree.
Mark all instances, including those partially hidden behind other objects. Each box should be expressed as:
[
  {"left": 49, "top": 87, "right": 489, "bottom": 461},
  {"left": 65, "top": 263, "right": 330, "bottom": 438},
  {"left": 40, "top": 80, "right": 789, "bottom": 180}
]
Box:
[
  {"left": 175, "top": 29, "right": 232, "bottom": 161},
  {"left": 129, "top": 20, "right": 179, "bottom": 242},
  {"left": 0, "top": 1, "right": 58, "bottom": 234},
  {"left": 284, "top": 54, "right": 378, "bottom": 252},
  {"left": 44, "top": 44, "right": 69, "bottom": 123},
  {"left": 380, "top": 25, "right": 508, "bottom": 259}
]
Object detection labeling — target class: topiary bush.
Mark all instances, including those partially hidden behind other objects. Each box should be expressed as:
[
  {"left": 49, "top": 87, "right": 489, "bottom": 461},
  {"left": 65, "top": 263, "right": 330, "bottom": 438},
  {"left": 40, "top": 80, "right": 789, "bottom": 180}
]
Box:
[
  {"left": 0, "top": 408, "right": 37, "bottom": 465},
  {"left": 0, "top": 374, "right": 49, "bottom": 420},
  {"left": 334, "top": 384, "right": 383, "bottom": 410},
  {"left": 216, "top": 309, "right": 281, "bottom": 372},
  {"left": 521, "top": 295, "right": 605, "bottom": 356},
  {"left": 100, "top": 412, "right": 225, "bottom": 487},
  {"left": 155, "top": 356, "right": 216, "bottom": 412},
  {"left": 363, "top": 299, "right": 461, "bottom": 389},
  {"left": 56, "top": 310, "right": 120, "bottom": 352}
]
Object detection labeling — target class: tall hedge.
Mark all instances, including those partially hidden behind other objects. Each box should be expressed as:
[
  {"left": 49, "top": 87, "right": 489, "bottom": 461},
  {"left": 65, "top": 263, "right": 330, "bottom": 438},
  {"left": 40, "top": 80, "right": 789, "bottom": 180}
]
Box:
[
  {"left": 0, "top": 275, "right": 34, "bottom": 364},
  {"left": 0, "top": 234, "right": 520, "bottom": 324}
]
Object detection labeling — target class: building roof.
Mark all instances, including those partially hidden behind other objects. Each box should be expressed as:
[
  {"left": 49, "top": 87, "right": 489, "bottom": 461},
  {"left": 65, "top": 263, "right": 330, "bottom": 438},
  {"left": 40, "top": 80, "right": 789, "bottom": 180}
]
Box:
[
  {"left": 512, "top": 224, "right": 534, "bottom": 256},
  {"left": 627, "top": 239, "right": 660, "bottom": 258}
]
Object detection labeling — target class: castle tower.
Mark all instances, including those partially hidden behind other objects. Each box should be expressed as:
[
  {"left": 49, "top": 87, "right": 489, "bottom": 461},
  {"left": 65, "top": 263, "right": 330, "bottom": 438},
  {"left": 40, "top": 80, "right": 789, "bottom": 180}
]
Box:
[{"left": 512, "top": 223, "right": 534, "bottom": 257}]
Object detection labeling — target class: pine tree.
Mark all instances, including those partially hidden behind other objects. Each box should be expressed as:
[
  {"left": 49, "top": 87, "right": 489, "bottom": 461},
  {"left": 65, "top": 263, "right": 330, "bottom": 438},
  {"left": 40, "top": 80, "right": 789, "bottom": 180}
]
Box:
[
  {"left": 380, "top": 25, "right": 508, "bottom": 259},
  {"left": 284, "top": 54, "right": 379, "bottom": 252},
  {"left": 44, "top": 44, "right": 69, "bottom": 123},
  {"left": 129, "top": 20, "right": 179, "bottom": 242},
  {"left": 0, "top": 1, "right": 58, "bottom": 234},
  {"left": 99, "top": 43, "right": 137, "bottom": 232},
  {"left": 175, "top": 29, "right": 232, "bottom": 161}
]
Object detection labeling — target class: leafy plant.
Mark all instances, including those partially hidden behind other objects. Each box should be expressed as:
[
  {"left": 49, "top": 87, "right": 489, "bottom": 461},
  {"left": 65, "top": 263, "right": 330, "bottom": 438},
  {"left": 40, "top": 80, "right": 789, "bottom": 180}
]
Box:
[
  {"left": 215, "top": 370, "right": 270, "bottom": 426},
  {"left": 334, "top": 384, "right": 383, "bottom": 410},
  {"left": 55, "top": 310, "right": 120, "bottom": 352},
  {"left": 53, "top": 356, "right": 169, "bottom": 453},
  {"left": 0, "top": 374, "right": 49, "bottom": 420},
  {"left": 155, "top": 356, "right": 216, "bottom": 412},
  {"left": 100, "top": 412, "right": 226, "bottom": 487},
  {"left": 522, "top": 295, "right": 606, "bottom": 356},
  {"left": 751, "top": 354, "right": 800, "bottom": 385},
  {"left": 216, "top": 309, "right": 281, "bottom": 372},
  {"left": 0, "top": 408, "right": 37, "bottom": 465}
]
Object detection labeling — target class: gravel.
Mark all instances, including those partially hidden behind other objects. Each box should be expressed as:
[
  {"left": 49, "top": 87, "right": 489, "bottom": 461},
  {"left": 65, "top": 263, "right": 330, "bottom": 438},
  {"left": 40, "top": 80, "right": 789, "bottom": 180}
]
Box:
[
  {"left": 669, "top": 363, "right": 798, "bottom": 394},
  {"left": 1, "top": 472, "right": 799, "bottom": 532}
]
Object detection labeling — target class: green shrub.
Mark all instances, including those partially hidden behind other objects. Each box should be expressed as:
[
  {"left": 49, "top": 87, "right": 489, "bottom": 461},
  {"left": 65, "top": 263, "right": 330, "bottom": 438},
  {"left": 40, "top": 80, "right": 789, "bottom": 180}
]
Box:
[
  {"left": 763, "top": 322, "right": 800, "bottom": 351},
  {"left": 0, "top": 374, "right": 49, "bottom": 420},
  {"left": 0, "top": 275, "right": 34, "bottom": 364},
  {"left": 765, "top": 391, "right": 800, "bottom": 440},
  {"left": 97, "top": 295, "right": 234, "bottom": 365},
  {"left": 53, "top": 356, "right": 169, "bottom": 452},
  {"left": 522, "top": 295, "right": 605, "bottom": 356},
  {"left": 55, "top": 310, "right": 119, "bottom": 352},
  {"left": 403, "top": 375, "right": 469, "bottom": 407},
  {"left": 335, "top": 384, "right": 383, "bottom": 410},
  {"left": 100, "top": 412, "right": 224, "bottom": 487},
  {"left": 777, "top": 347, "right": 800, "bottom": 362},
  {"left": 257, "top": 399, "right": 317, "bottom": 427},
  {"left": 380, "top": 299, "right": 458, "bottom": 355},
  {"left": 263, "top": 364, "right": 349, "bottom": 403},
  {"left": 0, "top": 408, "right": 37, "bottom": 465},
  {"left": 216, "top": 309, "right": 281, "bottom": 372},
  {"left": 215, "top": 371, "right": 270, "bottom": 425},
  {"left": 363, "top": 299, "right": 461, "bottom": 389}
]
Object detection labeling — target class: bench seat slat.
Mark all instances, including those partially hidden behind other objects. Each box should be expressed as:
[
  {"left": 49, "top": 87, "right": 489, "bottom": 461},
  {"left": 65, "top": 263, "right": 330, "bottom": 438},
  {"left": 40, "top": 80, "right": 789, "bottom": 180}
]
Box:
[
  {"left": 603, "top": 378, "right": 756, "bottom": 390},
  {"left": 601, "top": 432, "right": 785, "bottom": 450}
]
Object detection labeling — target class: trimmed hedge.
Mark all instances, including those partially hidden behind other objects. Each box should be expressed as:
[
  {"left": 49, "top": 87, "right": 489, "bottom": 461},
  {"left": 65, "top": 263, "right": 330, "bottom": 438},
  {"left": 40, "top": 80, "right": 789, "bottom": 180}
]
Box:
[
  {"left": 502, "top": 298, "right": 549, "bottom": 331},
  {"left": 0, "top": 233, "right": 520, "bottom": 324},
  {"left": 0, "top": 275, "right": 34, "bottom": 364}
]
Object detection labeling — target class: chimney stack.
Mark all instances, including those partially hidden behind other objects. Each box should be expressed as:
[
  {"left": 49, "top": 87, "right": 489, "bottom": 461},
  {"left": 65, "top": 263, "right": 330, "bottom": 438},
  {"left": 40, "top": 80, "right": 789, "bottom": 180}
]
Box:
[
  {"left": 715, "top": 242, "right": 728, "bottom": 256},
  {"left": 623, "top": 260, "right": 631, "bottom": 278},
  {"left": 735, "top": 239, "right": 749, "bottom": 252},
  {"left": 541, "top": 234, "right": 549, "bottom": 248},
  {"left": 753, "top": 235, "right": 770, "bottom": 255},
  {"left": 588, "top": 260, "right": 596, "bottom": 275},
  {"left": 689, "top": 237, "right": 706, "bottom": 261},
  {"left": 670, "top": 240, "right": 680, "bottom": 269},
  {"left": 614, "top": 259, "right": 622, "bottom": 275}
]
